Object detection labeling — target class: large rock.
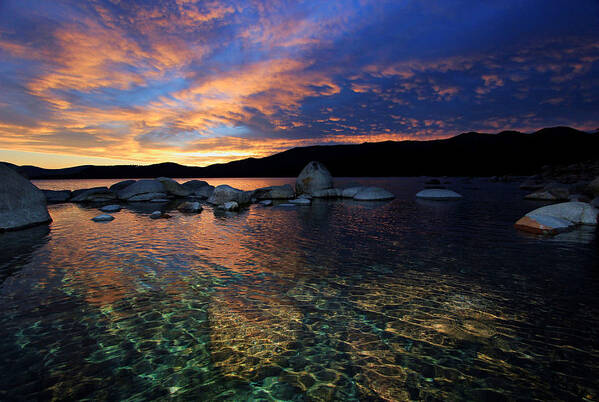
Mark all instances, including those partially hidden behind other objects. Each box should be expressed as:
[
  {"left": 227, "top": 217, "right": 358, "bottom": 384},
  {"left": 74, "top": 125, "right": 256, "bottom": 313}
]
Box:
[
  {"left": 157, "top": 177, "right": 192, "bottom": 197},
  {"left": 127, "top": 192, "right": 168, "bottom": 202},
  {"left": 353, "top": 187, "right": 395, "bottom": 201},
  {"left": 587, "top": 177, "right": 599, "bottom": 197},
  {"left": 416, "top": 189, "right": 463, "bottom": 200},
  {"left": 117, "top": 179, "right": 166, "bottom": 200},
  {"left": 0, "top": 164, "right": 51, "bottom": 231},
  {"left": 70, "top": 187, "right": 116, "bottom": 203},
  {"left": 182, "top": 180, "right": 210, "bottom": 191},
  {"left": 207, "top": 185, "right": 252, "bottom": 205},
  {"left": 253, "top": 184, "right": 294, "bottom": 200},
  {"left": 342, "top": 187, "right": 365, "bottom": 198},
  {"left": 42, "top": 189, "right": 71, "bottom": 203},
  {"left": 109, "top": 180, "right": 136, "bottom": 192},
  {"left": 515, "top": 202, "right": 598, "bottom": 235},
  {"left": 296, "top": 161, "right": 333, "bottom": 195}
]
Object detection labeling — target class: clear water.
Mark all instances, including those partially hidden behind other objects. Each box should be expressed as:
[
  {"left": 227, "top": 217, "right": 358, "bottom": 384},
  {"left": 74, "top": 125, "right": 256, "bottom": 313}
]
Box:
[{"left": 1, "top": 177, "right": 598, "bottom": 401}]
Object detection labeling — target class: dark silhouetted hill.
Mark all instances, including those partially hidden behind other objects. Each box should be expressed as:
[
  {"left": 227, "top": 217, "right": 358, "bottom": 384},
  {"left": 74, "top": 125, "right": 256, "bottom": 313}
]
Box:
[{"left": 4, "top": 126, "right": 598, "bottom": 179}]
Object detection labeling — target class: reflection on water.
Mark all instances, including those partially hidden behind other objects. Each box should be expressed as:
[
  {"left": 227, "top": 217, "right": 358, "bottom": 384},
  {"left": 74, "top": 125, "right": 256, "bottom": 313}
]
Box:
[{"left": 2, "top": 178, "right": 599, "bottom": 400}]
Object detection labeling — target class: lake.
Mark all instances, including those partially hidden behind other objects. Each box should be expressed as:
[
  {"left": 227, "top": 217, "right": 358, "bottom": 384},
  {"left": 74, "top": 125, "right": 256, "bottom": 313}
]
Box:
[{"left": 1, "top": 177, "right": 598, "bottom": 401}]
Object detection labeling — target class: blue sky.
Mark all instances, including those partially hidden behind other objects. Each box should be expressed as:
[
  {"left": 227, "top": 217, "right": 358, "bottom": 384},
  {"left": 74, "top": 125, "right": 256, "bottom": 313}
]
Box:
[{"left": 0, "top": 0, "right": 597, "bottom": 167}]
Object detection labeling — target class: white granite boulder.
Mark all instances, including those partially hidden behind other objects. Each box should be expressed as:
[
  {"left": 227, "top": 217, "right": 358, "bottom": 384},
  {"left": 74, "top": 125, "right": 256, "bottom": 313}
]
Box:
[
  {"left": 353, "top": 187, "right": 395, "bottom": 201},
  {"left": 416, "top": 189, "right": 463, "bottom": 200},
  {"left": 515, "top": 201, "right": 598, "bottom": 235},
  {"left": 296, "top": 161, "right": 333, "bottom": 195}
]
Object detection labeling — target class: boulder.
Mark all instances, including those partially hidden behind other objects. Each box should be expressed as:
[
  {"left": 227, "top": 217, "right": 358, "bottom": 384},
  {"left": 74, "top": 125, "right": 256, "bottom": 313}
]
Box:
[
  {"left": 182, "top": 180, "right": 210, "bottom": 191},
  {"left": 288, "top": 198, "right": 311, "bottom": 205},
  {"left": 253, "top": 184, "right": 294, "bottom": 200},
  {"left": 157, "top": 177, "right": 192, "bottom": 197},
  {"left": 312, "top": 188, "right": 343, "bottom": 198},
  {"left": 587, "top": 177, "right": 599, "bottom": 197},
  {"left": 416, "top": 189, "right": 462, "bottom": 200},
  {"left": 296, "top": 161, "right": 333, "bottom": 195},
  {"left": 91, "top": 214, "right": 114, "bottom": 222},
  {"left": 70, "top": 187, "right": 116, "bottom": 203},
  {"left": 342, "top": 187, "right": 365, "bottom": 198},
  {"left": 177, "top": 201, "right": 203, "bottom": 213},
  {"left": 207, "top": 185, "right": 252, "bottom": 205},
  {"left": 514, "top": 215, "right": 574, "bottom": 235},
  {"left": 353, "top": 187, "right": 395, "bottom": 201},
  {"left": 219, "top": 201, "right": 239, "bottom": 211},
  {"left": 193, "top": 185, "right": 215, "bottom": 199},
  {"left": 520, "top": 202, "right": 598, "bottom": 225},
  {"left": 0, "top": 164, "right": 52, "bottom": 231},
  {"left": 117, "top": 179, "right": 165, "bottom": 200},
  {"left": 42, "top": 189, "right": 71, "bottom": 203},
  {"left": 100, "top": 204, "right": 122, "bottom": 213},
  {"left": 127, "top": 192, "right": 168, "bottom": 202},
  {"left": 109, "top": 180, "right": 136, "bottom": 192}
]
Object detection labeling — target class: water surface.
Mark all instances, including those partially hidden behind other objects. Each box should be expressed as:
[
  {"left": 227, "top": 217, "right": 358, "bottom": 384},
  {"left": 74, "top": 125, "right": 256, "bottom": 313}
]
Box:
[{"left": 1, "top": 177, "right": 598, "bottom": 401}]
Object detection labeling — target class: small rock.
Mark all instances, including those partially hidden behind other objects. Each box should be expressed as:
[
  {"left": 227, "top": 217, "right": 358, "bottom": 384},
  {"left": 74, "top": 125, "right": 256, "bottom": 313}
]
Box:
[
  {"left": 354, "top": 187, "right": 395, "bottom": 201},
  {"left": 100, "top": 204, "right": 122, "bottom": 212},
  {"left": 259, "top": 200, "right": 273, "bottom": 206},
  {"left": 150, "top": 211, "right": 171, "bottom": 219},
  {"left": 525, "top": 191, "right": 560, "bottom": 201},
  {"left": 177, "top": 201, "right": 202, "bottom": 213},
  {"left": 92, "top": 214, "right": 114, "bottom": 222},
  {"left": 219, "top": 201, "right": 239, "bottom": 211},
  {"left": 416, "top": 189, "right": 462, "bottom": 200}
]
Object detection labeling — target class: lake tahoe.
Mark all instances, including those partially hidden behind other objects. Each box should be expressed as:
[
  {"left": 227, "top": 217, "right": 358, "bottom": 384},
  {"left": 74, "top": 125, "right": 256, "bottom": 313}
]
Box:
[{"left": 1, "top": 177, "right": 598, "bottom": 400}]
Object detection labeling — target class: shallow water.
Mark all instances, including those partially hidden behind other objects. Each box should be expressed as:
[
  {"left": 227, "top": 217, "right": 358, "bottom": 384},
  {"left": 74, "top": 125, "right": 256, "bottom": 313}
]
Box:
[{"left": 1, "top": 177, "right": 598, "bottom": 401}]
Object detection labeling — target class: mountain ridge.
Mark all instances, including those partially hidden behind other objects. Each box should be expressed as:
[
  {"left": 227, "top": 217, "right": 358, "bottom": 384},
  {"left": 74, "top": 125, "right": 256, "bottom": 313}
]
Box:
[{"left": 3, "top": 126, "right": 598, "bottom": 179}]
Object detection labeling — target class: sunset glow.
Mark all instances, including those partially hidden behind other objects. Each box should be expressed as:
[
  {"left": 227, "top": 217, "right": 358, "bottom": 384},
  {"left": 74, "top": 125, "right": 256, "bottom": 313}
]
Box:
[{"left": 1, "top": 0, "right": 598, "bottom": 168}]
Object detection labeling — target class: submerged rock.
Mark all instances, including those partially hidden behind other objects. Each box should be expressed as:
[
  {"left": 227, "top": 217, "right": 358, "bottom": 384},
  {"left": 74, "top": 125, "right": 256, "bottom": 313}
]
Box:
[
  {"left": 91, "top": 214, "right": 114, "bottom": 222},
  {"left": 100, "top": 204, "right": 122, "bottom": 212},
  {"left": 515, "top": 201, "right": 598, "bottom": 235},
  {"left": 0, "top": 164, "right": 51, "bottom": 231},
  {"left": 253, "top": 184, "right": 294, "bottom": 200},
  {"left": 42, "top": 189, "right": 71, "bottom": 203},
  {"left": 353, "top": 187, "right": 395, "bottom": 201},
  {"left": 207, "top": 185, "right": 252, "bottom": 205},
  {"left": 296, "top": 161, "right": 333, "bottom": 195},
  {"left": 177, "top": 201, "right": 203, "bottom": 213},
  {"left": 288, "top": 198, "right": 311, "bottom": 205},
  {"left": 109, "top": 180, "right": 136, "bottom": 192},
  {"left": 416, "top": 189, "right": 462, "bottom": 200},
  {"left": 157, "top": 177, "right": 192, "bottom": 197},
  {"left": 117, "top": 179, "right": 165, "bottom": 200}
]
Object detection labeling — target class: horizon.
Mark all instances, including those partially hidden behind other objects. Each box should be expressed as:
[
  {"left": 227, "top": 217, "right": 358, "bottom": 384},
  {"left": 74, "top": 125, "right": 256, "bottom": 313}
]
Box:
[
  {"left": 1, "top": 1, "right": 598, "bottom": 168},
  {"left": 3, "top": 125, "right": 595, "bottom": 170}
]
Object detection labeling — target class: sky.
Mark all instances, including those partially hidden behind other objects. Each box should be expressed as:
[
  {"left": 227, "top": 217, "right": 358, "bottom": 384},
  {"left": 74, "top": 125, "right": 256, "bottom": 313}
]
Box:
[{"left": 0, "top": 0, "right": 598, "bottom": 168}]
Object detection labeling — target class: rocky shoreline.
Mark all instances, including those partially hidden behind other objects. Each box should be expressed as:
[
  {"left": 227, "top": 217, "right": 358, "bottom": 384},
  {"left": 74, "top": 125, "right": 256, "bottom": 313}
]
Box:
[{"left": 2, "top": 160, "right": 598, "bottom": 236}]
